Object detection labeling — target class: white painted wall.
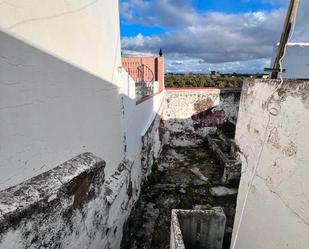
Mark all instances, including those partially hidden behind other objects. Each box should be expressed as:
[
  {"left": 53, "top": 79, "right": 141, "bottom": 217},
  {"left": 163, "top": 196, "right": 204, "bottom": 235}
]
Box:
[
  {"left": 272, "top": 43, "right": 309, "bottom": 79},
  {"left": 121, "top": 70, "right": 165, "bottom": 161},
  {"left": 0, "top": 1, "right": 124, "bottom": 190},
  {"left": 0, "top": 0, "right": 121, "bottom": 82},
  {"left": 231, "top": 79, "right": 309, "bottom": 249}
]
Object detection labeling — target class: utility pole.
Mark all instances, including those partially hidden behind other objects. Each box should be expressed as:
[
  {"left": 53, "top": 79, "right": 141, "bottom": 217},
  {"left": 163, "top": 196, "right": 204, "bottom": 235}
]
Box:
[{"left": 271, "top": 0, "right": 300, "bottom": 79}]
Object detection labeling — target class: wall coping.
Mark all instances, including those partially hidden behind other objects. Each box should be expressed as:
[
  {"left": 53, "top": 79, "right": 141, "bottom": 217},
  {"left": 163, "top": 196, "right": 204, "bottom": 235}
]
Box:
[
  {"left": 122, "top": 56, "right": 161, "bottom": 59},
  {"left": 0, "top": 152, "right": 105, "bottom": 219},
  {"left": 136, "top": 90, "right": 165, "bottom": 105},
  {"left": 165, "top": 87, "right": 242, "bottom": 93}
]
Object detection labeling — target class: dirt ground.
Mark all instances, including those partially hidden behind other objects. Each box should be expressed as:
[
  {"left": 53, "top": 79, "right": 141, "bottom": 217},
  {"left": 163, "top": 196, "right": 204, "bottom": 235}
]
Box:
[{"left": 121, "top": 143, "right": 237, "bottom": 249}]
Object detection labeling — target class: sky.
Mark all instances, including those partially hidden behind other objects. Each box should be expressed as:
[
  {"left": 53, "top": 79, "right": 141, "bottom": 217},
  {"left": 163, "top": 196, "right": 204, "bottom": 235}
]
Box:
[{"left": 120, "top": 0, "right": 308, "bottom": 74}]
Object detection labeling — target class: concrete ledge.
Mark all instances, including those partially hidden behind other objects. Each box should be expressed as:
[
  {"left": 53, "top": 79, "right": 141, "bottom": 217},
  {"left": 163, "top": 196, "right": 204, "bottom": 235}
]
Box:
[
  {"left": 0, "top": 152, "right": 107, "bottom": 248},
  {"left": 136, "top": 90, "right": 164, "bottom": 105},
  {"left": 0, "top": 152, "right": 105, "bottom": 218},
  {"left": 170, "top": 208, "right": 226, "bottom": 249},
  {"left": 165, "top": 87, "right": 242, "bottom": 93}
]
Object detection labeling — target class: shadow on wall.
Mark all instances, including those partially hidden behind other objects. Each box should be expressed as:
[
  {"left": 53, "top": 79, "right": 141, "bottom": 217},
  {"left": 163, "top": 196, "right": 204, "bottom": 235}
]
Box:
[
  {"left": 0, "top": 30, "right": 168, "bottom": 249},
  {"left": 120, "top": 89, "right": 242, "bottom": 249},
  {"left": 121, "top": 75, "right": 165, "bottom": 181},
  {"left": 161, "top": 89, "right": 241, "bottom": 147},
  {"left": 0, "top": 30, "right": 242, "bottom": 249},
  {"left": 120, "top": 86, "right": 242, "bottom": 190},
  {"left": 0, "top": 30, "right": 153, "bottom": 249},
  {"left": 0, "top": 30, "right": 126, "bottom": 191}
]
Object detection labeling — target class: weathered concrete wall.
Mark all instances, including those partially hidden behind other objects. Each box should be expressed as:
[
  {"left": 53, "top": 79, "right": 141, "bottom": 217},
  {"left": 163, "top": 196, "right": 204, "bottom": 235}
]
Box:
[
  {"left": 0, "top": 2, "right": 167, "bottom": 249},
  {"left": 231, "top": 79, "right": 309, "bottom": 249},
  {"left": 121, "top": 70, "right": 165, "bottom": 172},
  {"left": 0, "top": 153, "right": 109, "bottom": 248},
  {"left": 0, "top": 51, "right": 165, "bottom": 249},
  {"left": 141, "top": 113, "right": 164, "bottom": 179},
  {"left": 161, "top": 88, "right": 241, "bottom": 147},
  {"left": 0, "top": 2, "right": 124, "bottom": 190},
  {"left": 0, "top": 152, "right": 149, "bottom": 249},
  {"left": 170, "top": 208, "right": 226, "bottom": 249},
  {"left": 103, "top": 159, "right": 142, "bottom": 249}
]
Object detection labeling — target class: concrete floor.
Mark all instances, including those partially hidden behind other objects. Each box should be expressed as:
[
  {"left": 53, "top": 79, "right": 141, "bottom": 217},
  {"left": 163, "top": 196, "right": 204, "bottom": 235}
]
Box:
[{"left": 121, "top": 143, "right": 237, "bottom": 249}]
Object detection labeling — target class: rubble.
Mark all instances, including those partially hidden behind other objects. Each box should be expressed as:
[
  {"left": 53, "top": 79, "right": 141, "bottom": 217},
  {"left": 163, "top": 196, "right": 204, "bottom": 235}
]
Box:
[
  {"left": 193, "top": 204, "right": 212, "bottom": 210},
  {"left": 210, "top": 186, "right": 238, "bottom": 197},
  {"left": 206, "top": 129, "right": 241, "bottom": 186},
  {"left": 179, "top": 188, "right": 186, "bottom": 194},
  {"left": 121, "top": 145, "right": 238, "bottom": 249},
  {"left": 190, "top": 167, "right": 209, "bottom": 182}
]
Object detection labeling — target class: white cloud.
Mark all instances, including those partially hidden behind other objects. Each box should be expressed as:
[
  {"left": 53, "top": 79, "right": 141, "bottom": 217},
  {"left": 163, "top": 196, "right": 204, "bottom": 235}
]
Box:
[
  {"left": 122, "top": 9, "right": 286, "bottom": 62},
  {"left": 165, "top": 56, "right": 271, "bottom": 74},
  {"left": 120, "top": 0, "right": 309, "bottom": 73}
]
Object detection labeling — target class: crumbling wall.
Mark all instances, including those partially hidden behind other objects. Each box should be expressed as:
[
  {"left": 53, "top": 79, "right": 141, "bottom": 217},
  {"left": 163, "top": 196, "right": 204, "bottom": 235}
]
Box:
[
  {"left": 121, "top": 70, "right": 165, "bottom": 162},
  {"left": 0, "top": 152, "right": 148, "bottom": 249},
  {"left": 103, "top": 159, "right": 142, "bottom": 249},
  {"left": 161, "top": 89, "right": 241, "bottom": 147},
  {"left": 231, "top": 79, "right": 309, "bottom": 249},
  {"left": 121, "top": 69, "right": 165, "bottom": 180},
  {"left": 0, "top": 153, "right": 109, "bottom": 248},
  {"left": 0, "top": 2, "right": 166, "bottom": 249},
  {"left": 141, "top": 113, "right": 163, "bottom": 179}
]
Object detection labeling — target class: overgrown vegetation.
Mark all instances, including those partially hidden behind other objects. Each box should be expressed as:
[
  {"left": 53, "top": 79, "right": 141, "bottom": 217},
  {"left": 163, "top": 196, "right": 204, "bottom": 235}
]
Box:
[{"left": 165, "top": 74, "right": 244, "bottom": 88}]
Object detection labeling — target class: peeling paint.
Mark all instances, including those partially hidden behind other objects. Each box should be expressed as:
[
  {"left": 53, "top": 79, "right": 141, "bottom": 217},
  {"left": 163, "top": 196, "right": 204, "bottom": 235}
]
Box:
[
  {"left": 232, "top": 79, "right": 309, "bottom": 249},
  {"left": 0, "top": 153, "right": 107, "bottom": 249},
  {"left": 161, "top": 89, "right": 241, "bottom": 147}
]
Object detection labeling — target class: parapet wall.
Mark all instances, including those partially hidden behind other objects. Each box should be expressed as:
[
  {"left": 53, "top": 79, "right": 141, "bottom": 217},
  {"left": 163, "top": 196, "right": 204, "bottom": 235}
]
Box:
[
  {"left": 0, "top": 64, "right": 165, "bottom": 249},
  {"left": 0, "top": 87, "right": 165, "bottom": 249},
  {"left": 0, "top": 81, "right": 242, "bottom": 249},
  {"left": 0, "top": 153, "right": 108, "bottom": 248},
  {"left": 231, "top": 79, "right": 309, "bottom": 249},
  {"left": 161, "top": 88, "right": 241, "bottom": 147}
]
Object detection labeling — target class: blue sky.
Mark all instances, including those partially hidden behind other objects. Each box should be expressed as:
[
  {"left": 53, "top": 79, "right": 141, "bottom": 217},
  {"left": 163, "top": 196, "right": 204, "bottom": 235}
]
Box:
[
  {"left": 120, "top": 0, "right": 307, "bottom": 73},
  {"left": 121, "top": 1, "right": 285, "bottom": 36}
]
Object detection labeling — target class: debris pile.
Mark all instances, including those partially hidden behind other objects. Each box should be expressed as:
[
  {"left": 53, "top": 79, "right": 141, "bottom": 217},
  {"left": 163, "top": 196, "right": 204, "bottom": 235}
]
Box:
[
  {"left": 121, "top": 138, "right": 239, "bottom": 249},
  {"left": 206, "top": 129, "right": 241, "bottom": 186}
]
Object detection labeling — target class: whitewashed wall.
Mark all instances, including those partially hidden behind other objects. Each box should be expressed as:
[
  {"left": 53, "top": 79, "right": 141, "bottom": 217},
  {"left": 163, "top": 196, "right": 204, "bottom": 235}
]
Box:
[
  {"left": 121, "top": 70, "right": 165, "bottom": 162},
  {"left": 272, "top": 43, "right": 309, "bottom": 79},
  {"left": 231, "top": 79, "right": 309, "bottom": 249},
  {"left": 161, "top": 89, "right": 241, "bottom": 147},
  {"left": 0, "top": 0, "right": 121, "bottom": 82},
  {"left": 0, "top": 1, "right": 124, "bottom": 190}
]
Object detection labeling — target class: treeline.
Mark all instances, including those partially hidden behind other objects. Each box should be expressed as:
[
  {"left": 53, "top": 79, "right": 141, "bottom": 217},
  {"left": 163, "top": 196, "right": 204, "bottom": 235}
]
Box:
[{"left": 165, "top": 75, "right": 244, "bottom": 88}]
